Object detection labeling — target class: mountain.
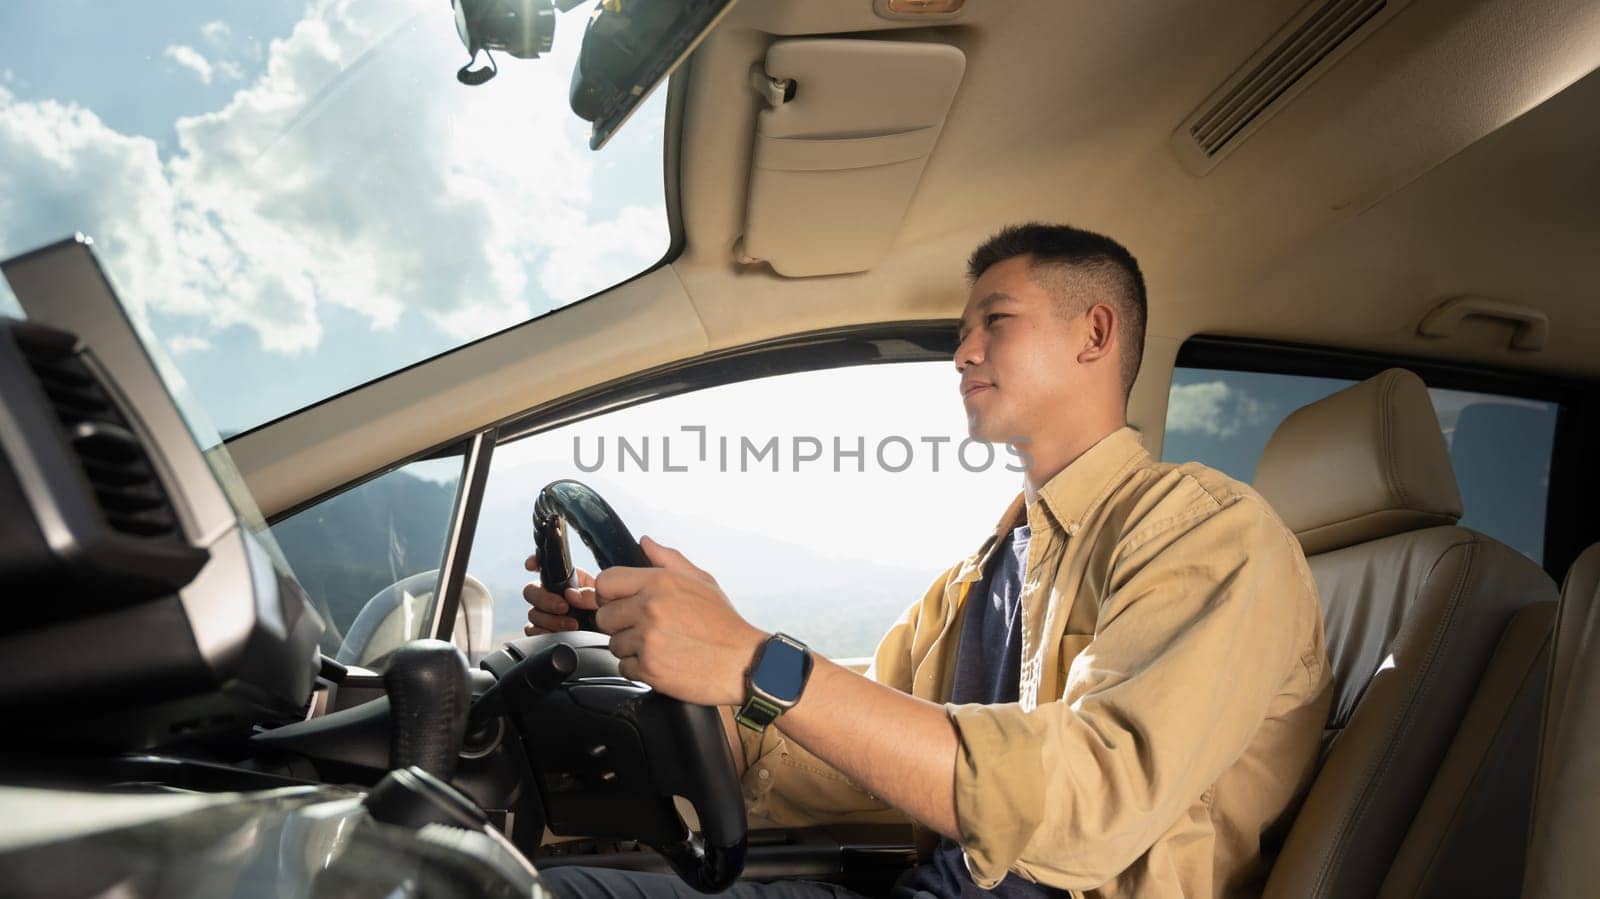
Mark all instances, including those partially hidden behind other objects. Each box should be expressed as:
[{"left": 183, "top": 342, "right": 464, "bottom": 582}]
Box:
[{"left": 272, "top": 468, "right": 457, "bottom": 645}]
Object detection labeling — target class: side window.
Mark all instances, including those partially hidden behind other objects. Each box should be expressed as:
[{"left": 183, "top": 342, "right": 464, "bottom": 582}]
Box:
[
  {"left": 468, "top": 361, "right": 1023, "bottom": 661},
  {"left": 1433, "top": 388, "right": 1557, "bottom": 562},
  {"left": 1162, "top": 366, "right": 1558, "bottom": 562},
  {"left": 1163, "top": 368, "right": 1354, "bottom": 483},
  {"left": 272, "top": 452, "right": 466, "bottom": 662}
]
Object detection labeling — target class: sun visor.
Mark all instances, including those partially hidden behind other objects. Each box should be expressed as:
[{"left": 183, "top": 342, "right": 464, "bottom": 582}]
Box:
[{"left": 741, "top": 39, "right": 966, "bottom": 278}]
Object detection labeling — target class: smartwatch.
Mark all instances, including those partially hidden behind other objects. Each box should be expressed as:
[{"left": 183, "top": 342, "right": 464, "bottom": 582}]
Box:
[{"left": 736, "top": 633, "right": 813, "bottom": 733}]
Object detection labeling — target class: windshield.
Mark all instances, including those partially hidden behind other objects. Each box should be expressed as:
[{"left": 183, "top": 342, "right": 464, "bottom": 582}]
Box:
[{"left": 0, "top": 0, "right": 670, "bottom": 437}]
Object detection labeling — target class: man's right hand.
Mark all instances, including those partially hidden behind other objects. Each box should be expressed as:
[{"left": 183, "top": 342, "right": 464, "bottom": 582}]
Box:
[
  {"left": 522, "top": 552, "right": 598, "bottom": 636},
  {"left": 525, "top": 552, "right": 748, "bottom": 775}
]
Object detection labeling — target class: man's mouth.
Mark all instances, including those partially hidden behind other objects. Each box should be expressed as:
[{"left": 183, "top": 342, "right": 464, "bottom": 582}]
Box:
[{"left": 961, "top": 381, "right": 993, "bottom": 398}]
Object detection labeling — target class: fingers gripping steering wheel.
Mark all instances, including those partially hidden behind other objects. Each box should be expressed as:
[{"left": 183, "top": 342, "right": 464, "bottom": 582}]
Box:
[{"left": 507, "top": 479, "right": 747, "bottom": 891}]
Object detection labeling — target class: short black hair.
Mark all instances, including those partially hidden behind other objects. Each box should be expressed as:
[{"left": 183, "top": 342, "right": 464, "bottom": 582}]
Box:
[{"left": 967, "top": 223, "right": 1147, "bottom": 402}]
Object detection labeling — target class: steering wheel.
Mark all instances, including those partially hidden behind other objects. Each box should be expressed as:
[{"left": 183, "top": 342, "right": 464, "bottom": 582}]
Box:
[{"left": 479, "top": 480, "right": 747, "bottom": 891}]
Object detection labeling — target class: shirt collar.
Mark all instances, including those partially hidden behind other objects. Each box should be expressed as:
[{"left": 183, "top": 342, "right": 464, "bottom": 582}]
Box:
[
  {"left": 956, "top": 426, "right": 1148, "bottom": 585},
  {"left": 1033, "top": 425, "right": 1150, "bottom": 535}
]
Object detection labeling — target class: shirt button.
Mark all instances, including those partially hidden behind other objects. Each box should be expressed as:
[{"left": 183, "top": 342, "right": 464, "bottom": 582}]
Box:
[
  {"left": 1066, "top": 522, "right": 1081, "bottom": 536},
  {"left": 758, "top": 768, "right": 770, "bottom": 781}
]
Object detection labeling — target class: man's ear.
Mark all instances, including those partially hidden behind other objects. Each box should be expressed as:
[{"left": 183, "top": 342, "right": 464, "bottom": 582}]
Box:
[{"left": 1076, "top": 302, "right": 1118, "bottom": 365}]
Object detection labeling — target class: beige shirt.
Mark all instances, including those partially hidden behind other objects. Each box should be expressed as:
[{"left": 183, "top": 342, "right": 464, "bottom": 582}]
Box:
[{"left": 738, "top": 427, "right": 1332, "bottom": 897}]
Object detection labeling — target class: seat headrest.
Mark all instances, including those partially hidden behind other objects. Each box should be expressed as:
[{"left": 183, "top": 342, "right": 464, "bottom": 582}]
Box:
[{"left": 1254, "top": 368, "right": 1462, "bottom": 555}]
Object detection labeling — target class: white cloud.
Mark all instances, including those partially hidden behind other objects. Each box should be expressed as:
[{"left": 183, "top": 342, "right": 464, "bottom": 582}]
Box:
[
  {"left": 201, "top": 21, "right": 232, "bottom": 44},
  {"left": 216, "top": 60, "right": 244, "bottom": 81},
  {"left": 537, "top": 204, "right": 667, "bottom": 302},
  {"left": 164, "top": 45, "right": 214, "bottom": 85},
  {"left": 166, "top": 334, "right": 213, "bottom": 354},
  {"left": 0, "top": 85, "right": 182, "bottom": 326},
  {"left": 0, "top": 0, "right": 668, "bottom": 359},
  {"left": 1166, "top": 380, "right": 1268, "bottom": 438}
]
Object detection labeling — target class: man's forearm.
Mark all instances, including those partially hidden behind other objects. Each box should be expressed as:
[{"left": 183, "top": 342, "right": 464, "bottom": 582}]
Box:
[
  {"left": 764, "top": 655, "right": 961, "bottom": 839},
  {"left": 575, "top": 542, "right": 961, "bottom": 838}
]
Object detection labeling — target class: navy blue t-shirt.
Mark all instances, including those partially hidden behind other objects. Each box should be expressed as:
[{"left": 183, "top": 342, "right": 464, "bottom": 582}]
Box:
[{"left": 900, "top": 525, "right": 1070, "bottom": 898}]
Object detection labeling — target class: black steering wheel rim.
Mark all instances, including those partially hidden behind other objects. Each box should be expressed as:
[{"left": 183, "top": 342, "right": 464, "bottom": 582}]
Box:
[{"left": 522, "top": 479, "right": 748, "bottom": 891}]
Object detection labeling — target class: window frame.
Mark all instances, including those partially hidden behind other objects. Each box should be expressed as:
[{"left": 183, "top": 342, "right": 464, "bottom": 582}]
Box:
[
  {"left": 270, "top": 321, "right": 962, "bottom": 645},
  {"left": 1174, "top": 335, "right": 1600, "bottom": 582},
  {"left": 455, "top": 320, "right": 972, "bottom": 656},
  {"left": 267, "top": 437, "right": 475, "bottom": 654},
  {"left": 268, "top": 320, "right": 959, "bottom": 524},
  {"left": 492, "top": 321, "right": 958, "bottom": 445}
]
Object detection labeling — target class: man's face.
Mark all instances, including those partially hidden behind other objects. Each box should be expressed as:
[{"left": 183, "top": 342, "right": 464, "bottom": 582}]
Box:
[{"left": 955, "top": 255, "right": 1090, "bottom": 446}]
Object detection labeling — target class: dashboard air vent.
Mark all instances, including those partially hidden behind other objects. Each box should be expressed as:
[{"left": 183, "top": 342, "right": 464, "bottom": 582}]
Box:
[
  {"left": 1172, "top": 0, "right": 1410, "bottom": 174},
  {"left": 13, "top": 327, "right": 181, "bottom": 539}
]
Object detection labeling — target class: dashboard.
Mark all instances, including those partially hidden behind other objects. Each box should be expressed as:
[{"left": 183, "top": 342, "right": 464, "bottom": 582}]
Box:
[
  {"left": 0, "top": 237, "right": 324, "bottom": 749},
  {"left": 0, "top": 237, "right": 915, "bottom": 897}
]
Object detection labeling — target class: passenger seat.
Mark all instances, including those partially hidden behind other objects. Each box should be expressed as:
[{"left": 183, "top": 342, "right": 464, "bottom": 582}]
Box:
[
  {"left": 1522, "top": 542, "right": 1600, "bottom": 897},
  {"left": 1377, "top": 601, "right": 1553, "bottom": 897},
  {"left": 1251, "top": 369, "right": 1559, "bottom": 899}
]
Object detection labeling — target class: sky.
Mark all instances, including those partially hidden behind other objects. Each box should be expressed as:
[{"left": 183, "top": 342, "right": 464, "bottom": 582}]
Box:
[{"left": 0, "top": 0, "right": 669, "bottom": 437}]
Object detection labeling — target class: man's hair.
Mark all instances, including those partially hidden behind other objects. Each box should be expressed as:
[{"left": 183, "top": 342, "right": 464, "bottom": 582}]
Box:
[{"left": 967, "top": 223, "right": 1147, "bottom": 402}]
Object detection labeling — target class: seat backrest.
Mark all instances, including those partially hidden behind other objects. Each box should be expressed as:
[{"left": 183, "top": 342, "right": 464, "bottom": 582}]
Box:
[
  {"left": 1522, "top": 542, "right": 1600, "bottom": 898},
  {"left": 1378, "top": 600, "right": 1554, "bottom": 898},
  {"left": 1253, "top": 369, "right": 1559, "bottom": 899}
]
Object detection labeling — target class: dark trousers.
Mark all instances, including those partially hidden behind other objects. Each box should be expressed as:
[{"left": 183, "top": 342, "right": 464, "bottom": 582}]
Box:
[{"left": 538, "top": 864, "right": 940, "bottom": 898}]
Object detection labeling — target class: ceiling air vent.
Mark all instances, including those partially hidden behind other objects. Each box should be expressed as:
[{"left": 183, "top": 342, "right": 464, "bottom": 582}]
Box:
[
  {"left": 1172, "top": 0, "right": 1411, "bottom": 174},
  {"left": 13, "top": 326, "right": 182, "bottom": 539}
]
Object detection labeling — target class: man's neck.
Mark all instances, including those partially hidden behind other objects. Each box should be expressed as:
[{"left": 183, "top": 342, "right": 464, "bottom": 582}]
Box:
[{"left": 1021, "top": 419, "right": 1127, "bottom": 507}]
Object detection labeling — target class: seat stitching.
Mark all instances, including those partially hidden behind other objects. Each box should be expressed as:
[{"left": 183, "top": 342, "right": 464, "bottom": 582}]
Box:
[
  {"left": 1379, "top": 373, "right": 1411, "bottom": 510},
  {"left": 1307, "top": 537, "right": 1477, "bottom": 896},
  {"left": 1527, "top": 552, "right": 1597, "bottom": 859},
  {"left": 1410, "top": 623, "right": 1550, "bottom": 890},
  {"left": 1298, "top": 511, "right": 1457, "bottom": 545}
]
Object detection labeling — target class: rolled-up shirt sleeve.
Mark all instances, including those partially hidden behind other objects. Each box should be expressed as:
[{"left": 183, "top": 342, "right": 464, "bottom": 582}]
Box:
[
  {"left": 738, "top": 565, "right": 955, "bottom": 826},
  {"left": 948, "top": 493, "right": 1315, "bottom": 890}
]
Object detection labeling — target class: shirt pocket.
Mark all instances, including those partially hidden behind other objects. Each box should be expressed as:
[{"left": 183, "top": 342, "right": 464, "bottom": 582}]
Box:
[{"left": 1056, "top": 632, "right": 1095, "bottom": 692}]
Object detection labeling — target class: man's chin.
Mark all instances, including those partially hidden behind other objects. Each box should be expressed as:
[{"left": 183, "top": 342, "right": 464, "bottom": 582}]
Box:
[{"left": 965, "top": 416, "right": 1006, "bottom": 445}]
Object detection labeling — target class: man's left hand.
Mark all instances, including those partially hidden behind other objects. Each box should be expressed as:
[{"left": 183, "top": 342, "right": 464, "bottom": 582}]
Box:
[{"left": 567, "top": 536, "right": 767, "bottom": 706}]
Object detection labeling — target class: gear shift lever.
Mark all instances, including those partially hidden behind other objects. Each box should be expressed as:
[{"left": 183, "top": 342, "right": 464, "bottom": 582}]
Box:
[{"left": 383, "top": 639, "right": 470, "bottom": 781}]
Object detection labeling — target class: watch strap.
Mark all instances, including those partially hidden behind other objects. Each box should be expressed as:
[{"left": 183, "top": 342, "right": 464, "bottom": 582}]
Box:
[{"left": 735, "top": 693, "right": 786, "bottom": 732}]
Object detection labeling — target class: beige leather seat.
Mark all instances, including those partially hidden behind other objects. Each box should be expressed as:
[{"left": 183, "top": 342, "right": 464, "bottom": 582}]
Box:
[
  {"left": 1522, "top": 543, "right": 1600, "bottom": 898},
  {"left": 1378, "top": 601, "right": 1553, "bottom": 897},
  {"left": 1252, "top": 368, "right": 1559, "bottom": 899}
]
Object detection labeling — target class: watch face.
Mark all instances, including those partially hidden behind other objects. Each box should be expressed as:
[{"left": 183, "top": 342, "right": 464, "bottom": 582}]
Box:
[{"left": 752, "top": 638, "right": 807, "bottom": 703}]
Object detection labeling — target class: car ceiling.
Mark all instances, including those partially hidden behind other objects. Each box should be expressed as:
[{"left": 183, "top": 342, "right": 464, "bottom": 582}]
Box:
[{"left": 230, "top": 0, "right": 1600, "bottom": 518}]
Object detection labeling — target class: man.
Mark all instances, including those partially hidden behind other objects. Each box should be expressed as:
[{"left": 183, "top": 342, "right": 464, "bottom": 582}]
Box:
[{"left": 528, "top": 224, "right": 1332, "bottom": 897}]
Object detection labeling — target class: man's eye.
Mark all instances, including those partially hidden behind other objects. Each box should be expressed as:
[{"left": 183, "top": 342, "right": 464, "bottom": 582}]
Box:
[{"left": 986, "top": 313, "right": 1006, "bottom": 326}]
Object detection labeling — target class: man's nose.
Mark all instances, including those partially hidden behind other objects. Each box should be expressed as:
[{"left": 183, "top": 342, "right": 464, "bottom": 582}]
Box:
[{"left": 954, "top": 332, "right": 982, "bottom": 370}]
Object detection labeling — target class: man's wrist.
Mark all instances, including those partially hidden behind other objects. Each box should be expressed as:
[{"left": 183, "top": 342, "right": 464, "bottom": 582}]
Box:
[
  {"left": 736, "top": 632, "right": 815, "bottom": 733},
  {"left": 731, "top": 628, "right": 770, "bottom": 705}
]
